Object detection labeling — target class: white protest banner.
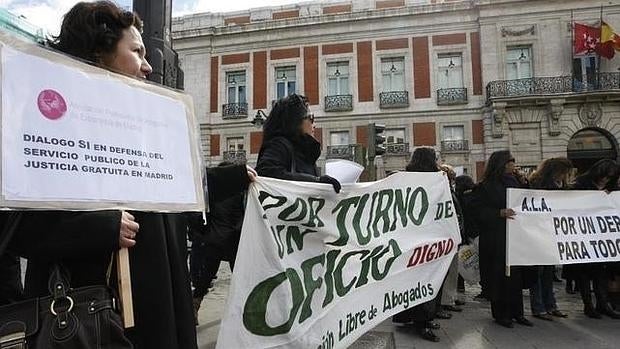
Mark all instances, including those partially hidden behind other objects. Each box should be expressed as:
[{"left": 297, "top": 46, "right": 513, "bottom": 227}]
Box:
[
  {"left": 507, "top": 188, "right": 620, "bottom": 266},
  {"left": 0, "top": 32, "right": 204, "bottom": 211},
  {"left": 217, "top": 172, "right": 460, "bottom": 349}
]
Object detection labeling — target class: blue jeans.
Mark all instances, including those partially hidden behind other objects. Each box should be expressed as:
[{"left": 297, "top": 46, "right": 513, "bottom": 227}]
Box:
[{"left": 529, "top": 265, "right": 557, "bottom": 314}]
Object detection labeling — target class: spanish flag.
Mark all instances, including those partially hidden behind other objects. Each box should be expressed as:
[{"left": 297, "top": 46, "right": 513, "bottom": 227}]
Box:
[
  {"left": 594, "top": 22, "right": 620, "bottom": 59},
  {"left": 601, "top": 21, "right": 620, "bottom": 50}
]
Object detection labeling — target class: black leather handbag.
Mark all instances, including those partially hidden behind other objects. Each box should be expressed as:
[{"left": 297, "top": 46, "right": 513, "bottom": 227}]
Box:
[{"left": 0, "top": 264, "right": 133, "bottom": 349}]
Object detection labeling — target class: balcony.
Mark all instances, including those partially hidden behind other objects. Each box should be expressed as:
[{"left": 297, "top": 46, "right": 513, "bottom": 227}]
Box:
[
  {"left": 324, "top": 95, "right": 353, "bottom": 112},
  {"left": 385, "top": 143, "right": 410, "bottom": 156},
  {"left": 222, "top": 150, "right": 247, "bottom": 163},
  {"left": 437, "top": 88, "right": 468, "bottom": 105},
  {"left": 441, "top": 140, "right": 469, "bottom": 153},
  {"left": 379, "top": 91, "right": 409, "bottom": 108},
  {"left": 486, "top": 73, "right": 620, "bottom": 101},
  {"left": 326, "top": 144, "right": 358, "bottom": 161},
  {"left": 222, "top": 103, "right": 248, "bottom": 119}
]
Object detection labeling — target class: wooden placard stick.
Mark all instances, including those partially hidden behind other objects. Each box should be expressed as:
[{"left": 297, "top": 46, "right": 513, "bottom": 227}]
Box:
[{"left": 116, "top": 247, "right": 134, "bottom": 328}]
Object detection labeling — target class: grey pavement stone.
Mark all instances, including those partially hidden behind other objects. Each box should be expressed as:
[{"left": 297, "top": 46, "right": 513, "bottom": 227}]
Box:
[{"left": 197, "top": 268, "right": 620, "bottom": 349}]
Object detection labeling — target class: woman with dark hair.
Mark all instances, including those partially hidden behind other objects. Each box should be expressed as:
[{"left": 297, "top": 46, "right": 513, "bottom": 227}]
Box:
[
  {"left": 5, "top": 2, "right": 253, "bottom": 348},
  {"left": 571, "top": 159, "right": 620, "bottom": 319},
  {"left": 473, "top": 150, "right": 532, "bottom": 328},
  {"left": 527, "top": 158, "right": 572, "bottom": 321},
  {"left": 392, "top": 147, "right": 442, "bottom": 342},
  {"left": 256, "top": 94, "right": 341, "bottom": 192}
]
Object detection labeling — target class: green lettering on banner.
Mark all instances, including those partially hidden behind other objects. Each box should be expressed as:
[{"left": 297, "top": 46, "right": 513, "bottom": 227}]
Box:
[
  {"left": 278, "top": 197, "right": 307, "bottom": 222},
  {"left": 355, "top": 245, "right": 385, "bottom": 288},
  {"left": 330, "top": 196, "right": 360, "bottom": 246},
  {"left": 353, "top": 194, "right": 372, "bottom": 245},
  {"left": 322, "top": 249, "right": 340, "bottom": 308},
  {"left": 408, "top": 187, "right": 429, "bottom": 226},
  {"left": 372, "top": 189, "right": 394, "bottom": 238},
  {"left": 303, "top": 197, "right": 325, "bottom": 228},
  {"left": 243, "top": 268, "right": 304, "bottom": 336},
  {"left": 334, "top": 250, "right": 370, "bottom": 297},
  {"left": 299, "top": 254, "right": 326, "bottom": 322},
  {"left": 391, "top": 188, "right": 412, "bottom": 231},
  {"left": 372, "top": 239, "right": 402, "bottom": 280}
]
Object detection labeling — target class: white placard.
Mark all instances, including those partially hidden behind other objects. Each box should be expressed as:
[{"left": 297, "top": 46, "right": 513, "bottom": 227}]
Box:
[
  {"left": 325, "top": 159, "right": 364, "bottom": 184},
  {"left": 507, "top": 188, "right": 620, "bottom": 266},
  {"left": 0, "top": 34, "right": 204, "bottom": 211}
]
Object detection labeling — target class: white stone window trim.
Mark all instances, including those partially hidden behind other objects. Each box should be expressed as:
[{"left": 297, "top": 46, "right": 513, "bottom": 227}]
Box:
[
  {"left": 431, "top": 43, "right": 470, "bottom": 97},
  {"left": 501, "top": 40, "right": 538, "bottom": 80},
  {"left": 219, "top": 62, "right": 251, "bottom": 116},
  {"left": 269, "top": 58, "right": 303, "bottom": 105},
  {"left": 375, "top": 49, "right": 412, "bottom": 102}
]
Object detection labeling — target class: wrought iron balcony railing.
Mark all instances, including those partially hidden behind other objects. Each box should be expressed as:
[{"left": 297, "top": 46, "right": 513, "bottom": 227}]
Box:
[
  {"left": 385, "top": 143, "right": 410, "bottom": 155},
  {"left": 437, "top": 88, "right": 468, "bottom": 105},
  {"left": 486, "top": 73, "right": 620, "bottom": 100},
  {"left": 441, "top": 140, "right": 469, "bottom": 153},
  {"left": 222, "top": 150, "right": 247, "bottom": 163},
  {"left": 324, "top": 95, "right": 353, "bottom": 112},
  {"left": 222, "top": 103, "right": 248, "bottom": 119},
  {"left": 379, "top": 91, "right": 409, "bottom": 108},
  {"left": 326, "top": 145, "right": 356, "bottom": 160}
]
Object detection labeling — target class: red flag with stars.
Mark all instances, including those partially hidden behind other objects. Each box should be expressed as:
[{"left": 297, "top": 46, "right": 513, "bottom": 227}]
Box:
[{"left": 574, "top": 23, "right": 600, "bottom": 55}]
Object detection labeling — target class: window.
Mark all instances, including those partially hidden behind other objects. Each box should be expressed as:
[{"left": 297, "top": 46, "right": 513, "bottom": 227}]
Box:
[
  {"left": 226, "top": 71, "right": 246, "bottom": 104},
  {"left": 275, "top": 66, "right": 297, "bottom": 99},
  {"left": 572, "top": 56, "right": 597, "bottom": 91},
  {"left": 226, "top": 137, "right": 244, "bottom": 151},
  {"left": 381, "top": 57, "right": 405, "bottom": 92},
  {"left": 437, "top": 54, "right": 463, "bottom": 89},
  {"left": 327, "top": 62, "right": 350, "bottom": 96},
  {"left": 385, "top": 129, "right": 406, "bottom": 144},
  {"left": 330, "top": 131, "right": 350, "bottom": 146},
  {"left": 506, "top": 46, "right": 532, "bottom": 80},
  {"left": 442, "top": 125, "right": 465, "bottom": 141}
]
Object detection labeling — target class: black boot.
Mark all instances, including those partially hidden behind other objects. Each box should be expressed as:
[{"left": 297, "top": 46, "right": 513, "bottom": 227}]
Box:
[
  {"left": 597, "top": 303, "right": 620, "bottom": 319},
  {"left": 418, "top": 328, "right": 440, "bottom": 342},
  {"left": 584, "top": 304, "right": 602, "bottom": 319}
]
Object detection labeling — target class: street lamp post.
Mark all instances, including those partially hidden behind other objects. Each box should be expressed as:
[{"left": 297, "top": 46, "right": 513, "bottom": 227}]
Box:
[{"left": 251, "top": 110, "right": 268, "bottom": 128}]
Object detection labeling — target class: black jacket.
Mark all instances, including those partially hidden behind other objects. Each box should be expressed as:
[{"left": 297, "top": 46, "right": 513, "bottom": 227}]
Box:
[
  {"left": 256, "top": 134, "right": 322, "bottom": 182},
  {"left": 6, "top": 164, "right": 249, "bottom": 349}
]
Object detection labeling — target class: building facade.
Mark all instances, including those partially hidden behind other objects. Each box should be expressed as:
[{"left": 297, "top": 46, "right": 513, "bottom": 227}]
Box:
[{"left": 172, "top": 0, "right": 620, "bottom": 180}]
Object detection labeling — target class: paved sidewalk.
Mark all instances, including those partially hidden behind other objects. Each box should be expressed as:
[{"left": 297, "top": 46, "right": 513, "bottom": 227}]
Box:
[{"left": 197, "top": 266, "right": 620, "bottom": 349}]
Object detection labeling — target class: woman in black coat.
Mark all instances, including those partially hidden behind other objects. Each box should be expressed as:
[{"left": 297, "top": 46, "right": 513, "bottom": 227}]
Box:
[
  {"left": 527, "top": 158, "right": 571, "bottom": 321},
  {"left": 256, "top": 94, "right": 340, "bottom": 193},
  {"left": 472, "top": 150, "right": 532, "bottom": 328},
  {"left": 5, "top": 3, "right": 254, "bottom": 348},
  {"left": 392, "top": 147, "right": 442, "bottom": 342},
  {"left": 570, "top": 159, "right": 620, "bottom": 319}
]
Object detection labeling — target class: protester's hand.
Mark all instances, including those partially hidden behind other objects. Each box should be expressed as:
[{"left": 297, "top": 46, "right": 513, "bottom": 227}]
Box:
[
  {"left": 319, "top": 175, "right": 341, "bottom": 193},
  {"left": 119, "top": 211, "right": 139, "bottom": 248},
  {"left": 500, "top": 208, "right": 516, "bottom": 220},
  {"left": 246, "top": 166, "right": 257, "bottom": 182}
]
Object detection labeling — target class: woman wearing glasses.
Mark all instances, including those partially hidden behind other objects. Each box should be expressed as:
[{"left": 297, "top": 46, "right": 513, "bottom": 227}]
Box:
[{"left": 256, "top": 94, "right": 341, "bottom": 193}]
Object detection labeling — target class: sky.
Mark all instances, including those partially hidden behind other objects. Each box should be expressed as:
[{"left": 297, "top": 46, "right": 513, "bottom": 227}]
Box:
[{"left": 2, "top": 0, "right": 304, "bottom": 36}]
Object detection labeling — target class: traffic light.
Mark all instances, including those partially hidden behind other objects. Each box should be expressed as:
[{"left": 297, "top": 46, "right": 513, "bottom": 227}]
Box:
[{"left": 368, "top": 123, "right": 386, "bottom": 158}]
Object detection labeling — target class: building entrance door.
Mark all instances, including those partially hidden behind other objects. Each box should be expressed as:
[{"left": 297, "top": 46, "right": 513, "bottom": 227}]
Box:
[{"left": 567, "top": 128, "right": 618, "bottom": 174}]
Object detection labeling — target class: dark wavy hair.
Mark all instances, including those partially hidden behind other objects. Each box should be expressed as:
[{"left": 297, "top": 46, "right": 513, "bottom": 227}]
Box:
[
  {"left": 529, "top": 157, "right": 573, "bottom": 189},
  {"left": 481, "top": 150, "right": 513, "bottom": 183},
  {"left": 51, "top": 1, "right": 143, "bottom": 63},
  {"left": 577, "top": 159, "right": 619, "bottom": 188},
  {"left": 455, "top": 175, "right": 475, "bottom": 196},
  {"left": 262, "top": 94, "right": 309, "bottom": 142},
  {"left": 406, "top": 147, "right": 439, "bottom": 173}
]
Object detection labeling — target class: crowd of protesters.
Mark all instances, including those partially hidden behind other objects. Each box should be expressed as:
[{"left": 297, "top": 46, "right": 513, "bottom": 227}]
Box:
[{"left": 1, "top": 2, "right": 620, "bottom": 349}]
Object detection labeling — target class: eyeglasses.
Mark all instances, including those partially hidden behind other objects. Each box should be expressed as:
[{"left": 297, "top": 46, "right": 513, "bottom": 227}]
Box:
[{"left": 302, "top": 113, "right": 315, "bottom": 124}]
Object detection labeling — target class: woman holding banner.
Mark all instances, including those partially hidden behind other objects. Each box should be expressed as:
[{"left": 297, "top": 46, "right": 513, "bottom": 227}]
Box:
[
  {"left": 6, "top": 2, "right": 254, "bottom": 348},
  {"left": 392, "top": 147, "right": 442, "bottom": 342},
  {"left": 256, "top": 93, "right": 341, "bottom": 193},
  {"left": 473, "top": 150, "right": 532, "bottom": 328},
  {"left": 571, "top": 159, "right": 620, "bottom": 319},
  {"left": 527, "top": 158, "right": 572, "bottom": 321}
]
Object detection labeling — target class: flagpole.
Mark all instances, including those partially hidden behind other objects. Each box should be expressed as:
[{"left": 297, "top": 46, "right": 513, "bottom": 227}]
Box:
[
  {"left": 571, "top": 10, "right": 574, "bottom": 87},
  {"left": 597, "top": 5, "right": 603, "bottom": 85}
]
